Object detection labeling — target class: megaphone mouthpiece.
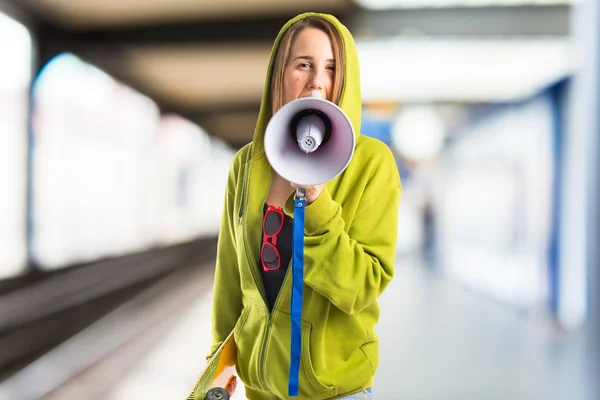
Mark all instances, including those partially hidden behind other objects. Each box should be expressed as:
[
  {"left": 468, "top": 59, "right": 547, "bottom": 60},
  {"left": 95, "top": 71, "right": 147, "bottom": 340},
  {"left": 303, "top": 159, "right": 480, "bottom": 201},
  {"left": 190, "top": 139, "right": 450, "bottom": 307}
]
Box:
[
  {"left": 311, "top": 89, "right": 324, "bottom": 99},
  {"left": 295, "top": 112, "right": 329, "bottom": 153}
]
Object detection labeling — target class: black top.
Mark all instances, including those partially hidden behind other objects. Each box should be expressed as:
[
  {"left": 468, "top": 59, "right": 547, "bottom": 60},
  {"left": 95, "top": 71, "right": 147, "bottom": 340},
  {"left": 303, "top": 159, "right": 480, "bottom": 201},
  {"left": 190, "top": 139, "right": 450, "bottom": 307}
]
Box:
[{"left": 258, "top": 203, "right": 293, "bottom": 312}]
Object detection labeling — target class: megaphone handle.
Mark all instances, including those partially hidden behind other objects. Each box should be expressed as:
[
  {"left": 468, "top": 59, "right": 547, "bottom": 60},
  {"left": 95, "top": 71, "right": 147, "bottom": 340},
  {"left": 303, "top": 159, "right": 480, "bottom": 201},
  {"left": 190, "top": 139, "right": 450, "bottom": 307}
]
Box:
[{"left": 295, "top": 187, "right": 306, "bottom": 200}]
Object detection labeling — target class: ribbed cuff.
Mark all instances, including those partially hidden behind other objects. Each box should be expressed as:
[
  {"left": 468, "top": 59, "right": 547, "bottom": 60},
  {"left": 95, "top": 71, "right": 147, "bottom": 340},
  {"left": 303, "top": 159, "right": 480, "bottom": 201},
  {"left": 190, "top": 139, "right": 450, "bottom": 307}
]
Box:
[{"left": 284, "top": 186, "right": 339, "bottom": 234}]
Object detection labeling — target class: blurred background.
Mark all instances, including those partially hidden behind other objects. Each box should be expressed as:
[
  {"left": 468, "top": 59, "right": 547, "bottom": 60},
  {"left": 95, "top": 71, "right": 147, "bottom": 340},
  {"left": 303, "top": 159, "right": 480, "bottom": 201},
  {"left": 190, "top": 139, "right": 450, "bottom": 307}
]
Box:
[{"left": 0, "top": 0, "right": 597, "bottom": 399}]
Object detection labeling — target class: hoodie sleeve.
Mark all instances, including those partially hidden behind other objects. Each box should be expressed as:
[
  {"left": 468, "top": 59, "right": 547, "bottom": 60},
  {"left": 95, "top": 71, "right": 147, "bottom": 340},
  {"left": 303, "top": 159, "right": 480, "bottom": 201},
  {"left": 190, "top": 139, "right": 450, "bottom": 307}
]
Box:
[
  {"left": 207, "top": 158, "right": 243, "bottom": 360},
  {"left": 285, "top": 145, "right": 401, "bottom": 315}
]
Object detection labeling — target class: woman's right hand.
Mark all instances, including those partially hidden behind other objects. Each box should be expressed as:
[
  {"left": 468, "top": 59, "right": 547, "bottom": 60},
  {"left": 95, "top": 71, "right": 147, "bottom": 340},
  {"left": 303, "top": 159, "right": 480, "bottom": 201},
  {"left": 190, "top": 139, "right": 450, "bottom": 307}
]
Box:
[{"left": 225, "top": 376, "right": 237, "bottom": 396}]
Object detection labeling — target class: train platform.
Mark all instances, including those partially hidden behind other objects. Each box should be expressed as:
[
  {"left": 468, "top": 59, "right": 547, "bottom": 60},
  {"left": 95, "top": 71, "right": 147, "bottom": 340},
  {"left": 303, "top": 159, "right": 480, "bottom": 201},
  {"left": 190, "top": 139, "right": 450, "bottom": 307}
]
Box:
[{"left": 0, "top": 255, "right": 595, "bottom": 400}]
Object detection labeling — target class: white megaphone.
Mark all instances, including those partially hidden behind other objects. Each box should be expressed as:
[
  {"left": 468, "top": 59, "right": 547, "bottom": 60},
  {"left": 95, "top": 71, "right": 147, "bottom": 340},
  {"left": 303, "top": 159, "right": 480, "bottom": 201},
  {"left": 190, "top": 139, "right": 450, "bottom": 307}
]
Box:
[{"left": 264, "top": 90, "right": 355, "bottom": 197}]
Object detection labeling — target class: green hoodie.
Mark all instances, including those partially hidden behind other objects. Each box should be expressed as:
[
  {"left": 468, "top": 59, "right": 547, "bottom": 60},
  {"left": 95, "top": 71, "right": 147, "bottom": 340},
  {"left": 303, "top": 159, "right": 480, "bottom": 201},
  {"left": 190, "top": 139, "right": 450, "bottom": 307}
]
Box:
[{"left": 209, "top": 12, "right": 402, "bottom": 399}]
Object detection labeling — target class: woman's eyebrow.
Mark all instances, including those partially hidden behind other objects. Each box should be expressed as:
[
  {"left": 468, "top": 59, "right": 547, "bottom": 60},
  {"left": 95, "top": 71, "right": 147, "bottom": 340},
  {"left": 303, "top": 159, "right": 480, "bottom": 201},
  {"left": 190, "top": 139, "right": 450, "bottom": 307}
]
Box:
[
  {"left": 293, "top": 55, "right": 335, "bottom": 63},
  {"left": 294, "top": 55, "right": 313, "bottom": 61}
]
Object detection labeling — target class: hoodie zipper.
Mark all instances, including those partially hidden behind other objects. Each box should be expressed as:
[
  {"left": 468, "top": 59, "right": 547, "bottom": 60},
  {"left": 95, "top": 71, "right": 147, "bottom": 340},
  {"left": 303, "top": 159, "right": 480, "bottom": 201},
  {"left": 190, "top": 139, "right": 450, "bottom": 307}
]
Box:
[
  {"left": 240, "top": 151, "right": 294, "bottom": 392},
  {"left": 256, "top": 264, "right": 291, "bottom": 391},
  {"left": 258, "top": 314, "right": 273, "bottom": 390},
  {"left": 237, "top": 153, "right": 250, "bottom": 225},
  {"left": 240, "top": 158, "right": 268, "bottom": 305},
  {"left": 239, "top": 155, "right": 272, "bottom": 391},
  {"left": 241, "top": 212, "right": 273, "bottom": 391}
]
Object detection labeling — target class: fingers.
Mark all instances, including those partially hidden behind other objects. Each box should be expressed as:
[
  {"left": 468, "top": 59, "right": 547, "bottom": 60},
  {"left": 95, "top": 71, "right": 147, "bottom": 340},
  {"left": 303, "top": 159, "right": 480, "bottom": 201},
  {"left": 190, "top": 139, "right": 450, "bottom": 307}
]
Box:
[{"left": 226, "top": 376, "right": 237, "bottom": 396}]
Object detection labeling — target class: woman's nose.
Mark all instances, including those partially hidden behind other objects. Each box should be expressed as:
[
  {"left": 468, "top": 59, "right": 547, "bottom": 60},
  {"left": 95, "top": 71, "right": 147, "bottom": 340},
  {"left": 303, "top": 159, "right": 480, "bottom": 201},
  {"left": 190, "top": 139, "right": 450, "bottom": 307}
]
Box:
[{"left": 308, "top": 69, "right": 325, "bottom": 90}]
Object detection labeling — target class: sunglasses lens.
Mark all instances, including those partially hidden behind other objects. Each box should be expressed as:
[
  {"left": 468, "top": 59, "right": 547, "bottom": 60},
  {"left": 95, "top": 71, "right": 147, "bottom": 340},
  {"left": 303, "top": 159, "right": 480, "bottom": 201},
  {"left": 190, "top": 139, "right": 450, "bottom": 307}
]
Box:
[
  {"left": 262, "top": 243, "right": 279, "bottom": 269},
  {"left": 265, "top": 210, "right": 283, "bottom": 235}
]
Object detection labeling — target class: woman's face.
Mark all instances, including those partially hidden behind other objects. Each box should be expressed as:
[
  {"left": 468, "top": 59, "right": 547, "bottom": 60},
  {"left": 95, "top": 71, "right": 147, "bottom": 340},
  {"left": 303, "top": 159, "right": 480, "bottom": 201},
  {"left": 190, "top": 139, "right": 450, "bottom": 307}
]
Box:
[{"left": 282, "top": 27, "right": 335, "bottom": 104}]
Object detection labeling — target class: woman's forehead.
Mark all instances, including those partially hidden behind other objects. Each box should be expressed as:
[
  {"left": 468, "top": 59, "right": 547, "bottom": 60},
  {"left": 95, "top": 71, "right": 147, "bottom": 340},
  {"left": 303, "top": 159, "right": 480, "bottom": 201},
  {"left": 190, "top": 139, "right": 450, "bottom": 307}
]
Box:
[{"left": 290, "top": 28, "right": 334, "bottom": 56}]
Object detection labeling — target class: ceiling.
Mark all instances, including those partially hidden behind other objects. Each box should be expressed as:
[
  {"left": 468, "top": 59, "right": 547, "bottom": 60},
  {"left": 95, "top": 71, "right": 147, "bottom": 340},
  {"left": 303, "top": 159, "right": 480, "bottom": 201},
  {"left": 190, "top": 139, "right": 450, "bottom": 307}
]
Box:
[
  {"left": 18, "top": 0, "right": 350, "bottom": 28},
  {"left": 3, "top": 0, "right": 573, "bottom": 147}
]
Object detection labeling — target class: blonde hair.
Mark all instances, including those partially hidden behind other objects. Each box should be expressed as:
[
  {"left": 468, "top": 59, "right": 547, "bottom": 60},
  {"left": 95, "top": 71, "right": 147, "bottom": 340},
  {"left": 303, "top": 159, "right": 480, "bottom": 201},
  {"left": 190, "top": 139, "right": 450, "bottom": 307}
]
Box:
[{"left": 270, "top": 16, "right": 345, "bottom": 116}]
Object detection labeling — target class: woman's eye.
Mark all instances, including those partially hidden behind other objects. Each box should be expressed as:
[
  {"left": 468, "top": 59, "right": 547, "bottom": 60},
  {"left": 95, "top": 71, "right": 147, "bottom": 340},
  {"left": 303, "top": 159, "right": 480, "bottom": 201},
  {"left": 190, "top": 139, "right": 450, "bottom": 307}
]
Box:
[
  {"left": 327, "top": 64, "right": 336, "bottom": 71},
  {"left": 299, "top": 62, "right": 311, "bottom": 68}
]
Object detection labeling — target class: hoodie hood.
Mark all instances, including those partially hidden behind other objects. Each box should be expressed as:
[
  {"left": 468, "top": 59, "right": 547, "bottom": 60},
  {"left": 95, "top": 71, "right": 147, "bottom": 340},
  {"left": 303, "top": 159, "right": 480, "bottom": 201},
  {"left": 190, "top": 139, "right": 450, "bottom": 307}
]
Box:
[{"left": 251, "top": 12, "right": 362, "bottom": 158}]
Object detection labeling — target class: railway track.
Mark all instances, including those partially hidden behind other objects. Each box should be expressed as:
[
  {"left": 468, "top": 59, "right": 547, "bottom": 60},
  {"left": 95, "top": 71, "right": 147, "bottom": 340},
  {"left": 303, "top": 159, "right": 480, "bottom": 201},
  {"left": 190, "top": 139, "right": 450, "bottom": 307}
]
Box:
[{"left": 0, "top": 238, "right": 217, "bottom": 389}]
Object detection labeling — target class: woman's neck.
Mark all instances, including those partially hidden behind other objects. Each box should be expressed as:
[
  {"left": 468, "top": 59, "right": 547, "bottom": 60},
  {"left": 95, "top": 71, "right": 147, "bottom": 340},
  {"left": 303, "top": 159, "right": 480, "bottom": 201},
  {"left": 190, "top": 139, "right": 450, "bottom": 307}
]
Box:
[{"left": 266, "top": 172, "right": 294, "bottom": 208}]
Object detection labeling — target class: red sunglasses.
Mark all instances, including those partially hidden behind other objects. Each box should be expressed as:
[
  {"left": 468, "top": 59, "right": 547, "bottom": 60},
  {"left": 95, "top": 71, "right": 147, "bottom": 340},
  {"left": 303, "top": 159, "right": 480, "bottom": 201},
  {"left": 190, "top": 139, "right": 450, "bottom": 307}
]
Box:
[{"left": 261, "top": 205, "right": 284, "bottom": 272}]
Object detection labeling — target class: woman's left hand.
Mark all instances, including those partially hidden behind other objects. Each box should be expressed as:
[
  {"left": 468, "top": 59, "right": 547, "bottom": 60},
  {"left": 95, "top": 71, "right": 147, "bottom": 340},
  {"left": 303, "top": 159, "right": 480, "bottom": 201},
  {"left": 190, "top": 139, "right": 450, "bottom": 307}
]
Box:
[{"left": 290, "top": 182, "right": 324, "bottom": 204}]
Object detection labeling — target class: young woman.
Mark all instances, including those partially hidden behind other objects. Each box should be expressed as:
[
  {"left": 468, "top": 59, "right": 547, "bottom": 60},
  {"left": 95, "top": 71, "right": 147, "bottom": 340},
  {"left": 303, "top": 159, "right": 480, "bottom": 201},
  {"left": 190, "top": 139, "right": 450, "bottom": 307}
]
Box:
[{"left": 208, "top": 12, "right": 402, "bottom": 399}]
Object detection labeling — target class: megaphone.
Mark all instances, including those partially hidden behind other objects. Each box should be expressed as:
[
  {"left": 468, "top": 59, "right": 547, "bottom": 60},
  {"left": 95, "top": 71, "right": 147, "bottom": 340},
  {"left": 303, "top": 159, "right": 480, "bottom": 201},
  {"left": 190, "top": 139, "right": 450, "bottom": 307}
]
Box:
[{"left": 264, "top": 90, "right": 355, "bottom": 188}]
